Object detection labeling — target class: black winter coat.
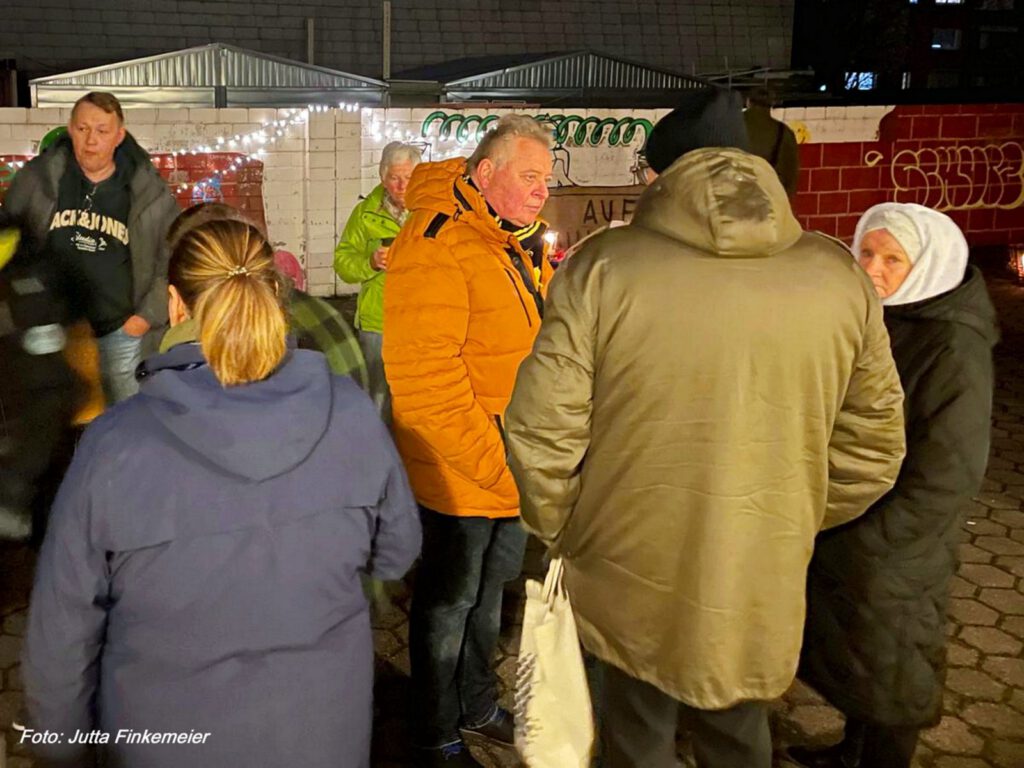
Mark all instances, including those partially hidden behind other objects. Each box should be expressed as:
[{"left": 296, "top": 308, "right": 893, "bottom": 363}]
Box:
[
  {"left": 0, "top": 227, "right": 77, "bottom": 540},
  {"left": 800, "top": 266, "right": 998, "bottom": 728}
]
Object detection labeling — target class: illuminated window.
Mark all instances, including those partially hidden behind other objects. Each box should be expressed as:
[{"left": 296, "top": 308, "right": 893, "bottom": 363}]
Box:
[
  {"left": 902, "top": 72, "right": 912, "bottom": 89},
  {"left": 845, "top": 72, "right": 877, "bottom": 90},
  {"left": 935, "top": 0, "right": 964, "bottom": 4}
]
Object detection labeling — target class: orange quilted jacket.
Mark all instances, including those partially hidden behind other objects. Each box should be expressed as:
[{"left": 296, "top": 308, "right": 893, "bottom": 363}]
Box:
[{"left": 382, "top": 159, "right": 552, "bottom": 518}]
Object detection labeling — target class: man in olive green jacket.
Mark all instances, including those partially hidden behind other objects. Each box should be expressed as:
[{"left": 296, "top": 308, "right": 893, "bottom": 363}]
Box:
[{"left": 505, "top": 93, "right": 906, "bottom": 768}]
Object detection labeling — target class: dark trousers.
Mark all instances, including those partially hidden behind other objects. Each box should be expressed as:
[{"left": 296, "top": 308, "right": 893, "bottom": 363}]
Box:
[
  {"left": 409, "top": 507, "right": 528, "bottom": 747},
  {"left": 599, "top": 661, "right": 772, "bottom": 768},
  {"left": 844, "top": 719, "right": 920, "bottom": 768},
  {"left": 357, "top": 330, "right": 391, "bottom": 425}
]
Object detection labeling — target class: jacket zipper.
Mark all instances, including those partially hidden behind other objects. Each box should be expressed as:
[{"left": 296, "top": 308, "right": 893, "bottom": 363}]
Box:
[
  {"left": 504, "top": 269, "right": 532, "bottom": 327},
  {"left": 507, "top": 248, "right": 544, "bottom": 320}
]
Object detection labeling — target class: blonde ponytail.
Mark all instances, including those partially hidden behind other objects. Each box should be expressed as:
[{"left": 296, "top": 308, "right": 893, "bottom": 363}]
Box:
[{"left": 169, "top": 219, "right": 288, "bottom": 386}]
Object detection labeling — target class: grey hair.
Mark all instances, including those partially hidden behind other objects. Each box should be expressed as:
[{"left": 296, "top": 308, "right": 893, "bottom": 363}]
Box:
[
  {"left": 379, "top": 141, "right": 423, "bottom": 178},
  {"left": 466, "top": 115, "right": 553, "bottom": 174}
]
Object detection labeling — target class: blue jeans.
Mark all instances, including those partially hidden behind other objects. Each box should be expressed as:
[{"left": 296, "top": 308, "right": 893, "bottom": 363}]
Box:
[
  {"left": 409, "top": 507, "right": 528, "bottom": 747},
  {"left": 95, "top": 326, "right": 143, "bottom": 405},
  {"left": 358, "top": 330, "right": 391, "bottom": 425}
]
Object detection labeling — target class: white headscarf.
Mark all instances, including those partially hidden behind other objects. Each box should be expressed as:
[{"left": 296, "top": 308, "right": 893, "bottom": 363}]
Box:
[{"left": 853, "top": 203, "right": 969, "bottom": 306}]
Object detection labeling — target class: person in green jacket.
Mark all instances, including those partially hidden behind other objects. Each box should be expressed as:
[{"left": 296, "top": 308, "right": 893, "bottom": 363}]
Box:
[{"left": 334, "top": 142, "right": 422, "bottom": 422}]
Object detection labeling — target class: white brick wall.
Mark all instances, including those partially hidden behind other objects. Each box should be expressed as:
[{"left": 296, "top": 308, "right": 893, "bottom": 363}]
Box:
[{"left": 774, "top": 106, "right": 895, "bottom": 144}]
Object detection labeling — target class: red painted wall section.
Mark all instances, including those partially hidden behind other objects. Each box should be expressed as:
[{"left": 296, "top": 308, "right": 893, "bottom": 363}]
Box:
[
  {"left": 0, "top": 152, "right": 266, "bottom": 232},
  {"left": 793, "top": 103, "right": 1024, "bottom": 247}
]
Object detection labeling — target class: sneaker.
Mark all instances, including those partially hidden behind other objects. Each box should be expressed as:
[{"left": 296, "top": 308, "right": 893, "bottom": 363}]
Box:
[
  {"left": 417, "top": 740, "right": 484, "bottom": 767},
  {"left": 787, "top": 742, "right": 859, "bottom": 768},
  {"left": 460, "top": 705, "right": 515, "bottom": 746}
]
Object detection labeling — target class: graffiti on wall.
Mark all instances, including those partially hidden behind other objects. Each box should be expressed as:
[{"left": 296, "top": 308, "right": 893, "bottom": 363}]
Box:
[
  {"left": 869, "top": 142, "right": 1024, "bottom": 211},
  {"left": 421, "top": 111, "right": 653, "bottom": 148}
]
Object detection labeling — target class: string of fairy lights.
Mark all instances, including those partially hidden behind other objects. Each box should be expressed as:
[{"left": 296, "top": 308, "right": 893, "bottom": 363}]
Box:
[{"left": 1, "top": 101, "right": 482, "bottom": 198}]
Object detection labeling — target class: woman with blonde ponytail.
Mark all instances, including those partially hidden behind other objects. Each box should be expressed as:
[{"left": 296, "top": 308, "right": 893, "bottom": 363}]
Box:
[
  {"left": 21, "top": 217, "right": 421, "bottom": 768},
  {"left": 167, "top": 219, "right": 288, "bottom": 386}
]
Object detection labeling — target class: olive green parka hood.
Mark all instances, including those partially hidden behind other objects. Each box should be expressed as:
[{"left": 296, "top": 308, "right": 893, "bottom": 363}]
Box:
[{"left": 632, "top": 147, "right": 803, "bottom": 258}]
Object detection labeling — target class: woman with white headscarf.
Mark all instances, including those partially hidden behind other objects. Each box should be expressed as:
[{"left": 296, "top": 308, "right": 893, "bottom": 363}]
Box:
[{"left": 791, "top": 203, "right": 999, "bottom": 768}]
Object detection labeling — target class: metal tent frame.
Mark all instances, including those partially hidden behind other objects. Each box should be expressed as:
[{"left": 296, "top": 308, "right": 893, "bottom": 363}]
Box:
[{"left": 30, "top": 43, "right": 387, "bottom": 108}]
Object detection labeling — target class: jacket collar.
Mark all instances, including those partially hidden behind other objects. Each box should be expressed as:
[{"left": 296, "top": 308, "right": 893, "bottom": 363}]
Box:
[
  {"left": 49, "top": 132, "right": 165, "bottom": 219},
  {"left": 159, "top": 317, "right": 199, "bottom": 353},
  {"left": 137, "top": 335, "right": 208, "bottom": 382},
  {"left": 451, "top": 169, "right": 550, "bottom": 259}
]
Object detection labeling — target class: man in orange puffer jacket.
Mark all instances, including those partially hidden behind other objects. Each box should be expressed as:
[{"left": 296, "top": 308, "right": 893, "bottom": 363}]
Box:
[{"left": 383, "top": 115, "right": 554, "bottom": 767}]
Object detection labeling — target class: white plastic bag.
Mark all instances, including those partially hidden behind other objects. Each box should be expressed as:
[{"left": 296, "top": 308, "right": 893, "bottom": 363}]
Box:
[{"left": 514, "top": 557, "right": 594, "bottom": 768}]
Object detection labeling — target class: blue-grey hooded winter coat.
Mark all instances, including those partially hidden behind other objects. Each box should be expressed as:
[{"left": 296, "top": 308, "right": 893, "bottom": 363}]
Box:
[{"left": 21, "top": 342, "right": 421, "bottom": 768}]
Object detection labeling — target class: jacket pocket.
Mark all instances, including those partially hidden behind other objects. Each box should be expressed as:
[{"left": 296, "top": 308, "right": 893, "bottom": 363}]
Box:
[{"left": 504, "top": 269, "right": 532, "bottom": 327}]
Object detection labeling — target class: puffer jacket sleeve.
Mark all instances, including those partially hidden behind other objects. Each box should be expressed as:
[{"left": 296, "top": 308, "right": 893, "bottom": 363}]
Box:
[
  {"left": 506, "top": 250, "right": 597, "bottom": 548},
  {"left": 334, "top": 201, "right": 377, "bottom": 285},
  {"left": 368, "top": 420, "right": 422, "bottom": 580},
  {"left": 135, "top": 188, "right": 180, "bottom": 327},
  {"left": 2, "top": 163, "right": 50, "bottom": 245},
  {"left": 21, "top": 425, "right": 110, "bottom": 763},
  {"left": 855, "top": 341, "right": 993, "bottom": 545},
  {"left": 2, "top": 166, "right": 32, "bottom": 220},
  {"left": 384, "top": 235, "right": 510, "bottom": 491},
  {"left": 824, "top": 286, "right": 906, "bottom": 529}
]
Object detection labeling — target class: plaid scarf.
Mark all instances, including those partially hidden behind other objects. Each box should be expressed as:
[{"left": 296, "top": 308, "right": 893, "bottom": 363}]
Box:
[{"left": 159, "top": 293, "right": 369, "bottom": 392}]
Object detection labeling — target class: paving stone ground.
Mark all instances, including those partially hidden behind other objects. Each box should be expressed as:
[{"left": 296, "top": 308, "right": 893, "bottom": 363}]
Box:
[{"left": 3, "top": 265, "right": 1024, "bottom": 767}]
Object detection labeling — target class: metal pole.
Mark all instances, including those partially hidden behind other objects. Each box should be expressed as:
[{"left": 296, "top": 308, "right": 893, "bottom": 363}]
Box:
[
  {"left": 307, "top": 17, "right": 315, "bottom": 65},
  {"left": 215, "top": 47, "right": 226, "bottom": 107},
  {"left": 383, "top": 0, "right": 392, "bottom": 81}
]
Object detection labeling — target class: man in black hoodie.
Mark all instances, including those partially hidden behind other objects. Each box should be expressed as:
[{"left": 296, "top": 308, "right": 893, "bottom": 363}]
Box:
[{"left": 3, "top": 91, "right": 179, "bottom": 404}]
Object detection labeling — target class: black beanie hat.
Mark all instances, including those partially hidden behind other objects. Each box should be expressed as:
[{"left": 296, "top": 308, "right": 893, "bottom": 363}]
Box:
[{"left": 643, "top": 88, "right": 751, "bottom": 174}]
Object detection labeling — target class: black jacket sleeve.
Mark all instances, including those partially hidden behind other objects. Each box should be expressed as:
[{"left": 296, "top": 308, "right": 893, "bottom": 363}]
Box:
[{"left": 855, "top": 341, "right": 993, "bottom": 548}]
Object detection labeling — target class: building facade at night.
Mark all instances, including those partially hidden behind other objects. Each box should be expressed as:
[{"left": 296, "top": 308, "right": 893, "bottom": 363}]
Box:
[
  {"left": 1, "top": 0, "right": 793, "bottom": 87},
  {"left": 793, "top": 0, "right": 1023, "bottom": 95}
]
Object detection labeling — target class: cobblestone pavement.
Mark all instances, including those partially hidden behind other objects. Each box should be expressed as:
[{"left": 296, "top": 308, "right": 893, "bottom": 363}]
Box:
[{"left": 3, "top": 267, "right": 1024, "bottom": 767}]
